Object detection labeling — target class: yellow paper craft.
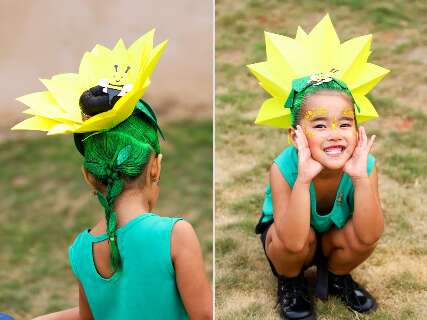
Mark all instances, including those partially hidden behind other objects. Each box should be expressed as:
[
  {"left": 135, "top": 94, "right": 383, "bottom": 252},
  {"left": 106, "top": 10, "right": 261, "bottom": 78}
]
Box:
[
  {"left": 247, "top": 14, "right": 389, "bottom": 128},
  {"left": 12, "top": 30, "right": 167, "bottom": 135}
]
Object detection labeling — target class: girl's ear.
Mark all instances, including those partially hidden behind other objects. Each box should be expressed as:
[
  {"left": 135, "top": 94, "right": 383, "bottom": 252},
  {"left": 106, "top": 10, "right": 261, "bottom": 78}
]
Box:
[
  {"left": 151, "top": 154, "right": 162, "bottom": 181},
  {"left": 147, "top": 153, "right": 163, "bottom": 185},
  {"left": 288, "top": 128, "right": 297, "bottom": 146}
]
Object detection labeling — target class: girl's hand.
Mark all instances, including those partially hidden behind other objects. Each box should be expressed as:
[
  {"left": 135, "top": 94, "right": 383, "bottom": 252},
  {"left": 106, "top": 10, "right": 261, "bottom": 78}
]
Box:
[
  {"left": 295, "top": 125, "right": 323, "bottom": 184},
  {"left": 344, "top": 126, "right": 375, "bottom": 179}
]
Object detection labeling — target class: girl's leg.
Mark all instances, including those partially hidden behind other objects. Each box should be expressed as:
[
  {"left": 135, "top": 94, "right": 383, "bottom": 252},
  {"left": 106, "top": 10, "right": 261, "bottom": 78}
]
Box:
[
  {"left": 264, "top": 223, "right": 317, "bottom": 319},
  {"left": 322, "top": 218, "right": 378, "bottom": 274},
  {"left": 265, "top": 223, "right": 317, "bottom": 277}
]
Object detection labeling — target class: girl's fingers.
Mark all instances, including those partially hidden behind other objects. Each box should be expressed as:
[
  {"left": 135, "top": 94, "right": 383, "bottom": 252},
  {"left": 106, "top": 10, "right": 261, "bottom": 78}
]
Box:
[
  {"left": 300, "top": 126, "right": 309, "bottom": 146},
  {"left": 367, "top": 135, "right": 376, "bottom": 152},
  {"left": 294, "top": 127, "right": 301, "bottom": 150},
  {"left": 360, "top": 126, "right": 366, "bottom": 147},
  {"left": 362, "top": 126, "right": 367, "bottom": 146},
  {"left": 357, "top": 127, "right": 362, "bottom": 147}
]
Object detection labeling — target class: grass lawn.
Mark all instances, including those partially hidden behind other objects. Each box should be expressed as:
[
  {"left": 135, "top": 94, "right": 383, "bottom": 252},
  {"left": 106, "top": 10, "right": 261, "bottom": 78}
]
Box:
[
  {"left": 0, "top": 119, "right": 212, "bottom": 319},
  {"left": 215, "top": 1, "right": 427, "bottom": 319}
]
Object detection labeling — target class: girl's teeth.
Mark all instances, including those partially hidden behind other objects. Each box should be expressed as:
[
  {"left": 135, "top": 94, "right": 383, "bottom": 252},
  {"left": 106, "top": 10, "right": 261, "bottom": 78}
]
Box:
[{"left": 325, "top": 147, "right": 342, "bottom": 155}]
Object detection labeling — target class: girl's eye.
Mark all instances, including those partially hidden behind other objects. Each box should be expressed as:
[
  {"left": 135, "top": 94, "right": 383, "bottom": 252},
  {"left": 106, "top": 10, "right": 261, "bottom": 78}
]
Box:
[
  {"left": 314, "top": 124, "right": 326, "bottom": 129},
  {"left": 340, "top": 123, "right": 352, "bottom": 128}
]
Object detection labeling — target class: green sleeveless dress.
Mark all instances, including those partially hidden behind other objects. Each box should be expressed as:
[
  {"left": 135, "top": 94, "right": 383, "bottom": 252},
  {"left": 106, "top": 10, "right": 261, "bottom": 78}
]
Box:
[
  {"left": 69, "top": 213, "right": 189, "bottom": 319},
  {"left": 261, "top": 146, "right": 375, "bottom": 232}
]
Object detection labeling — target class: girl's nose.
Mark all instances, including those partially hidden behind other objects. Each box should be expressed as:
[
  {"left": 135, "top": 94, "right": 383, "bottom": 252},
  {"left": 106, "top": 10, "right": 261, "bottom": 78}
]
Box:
[{"left": 326, "top": 128, "right": 343, "bottom": 141}]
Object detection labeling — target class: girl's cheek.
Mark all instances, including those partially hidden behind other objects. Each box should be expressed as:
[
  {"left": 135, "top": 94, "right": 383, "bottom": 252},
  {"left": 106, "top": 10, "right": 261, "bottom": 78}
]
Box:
[{"left": 303, "top": 126, "right": 315, "bottom": 139}]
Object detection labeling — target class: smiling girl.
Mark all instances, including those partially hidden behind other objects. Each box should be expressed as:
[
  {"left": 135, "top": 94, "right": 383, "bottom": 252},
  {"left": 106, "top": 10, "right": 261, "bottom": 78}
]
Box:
[
  {"left": 256, "top": 78, "right": 383, "bottom": 319},
  {"left": 248, "top": 15, "right": 389, "bottom": 320}
]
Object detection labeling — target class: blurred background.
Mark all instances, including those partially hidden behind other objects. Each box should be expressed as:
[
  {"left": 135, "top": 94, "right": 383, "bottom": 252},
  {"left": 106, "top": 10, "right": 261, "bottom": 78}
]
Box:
[
  {"left": 0, "top": 0, "right": 212, "bottom": 318},
  {"left": 216, "top": 1, "right": 427, "bottom": 319}
]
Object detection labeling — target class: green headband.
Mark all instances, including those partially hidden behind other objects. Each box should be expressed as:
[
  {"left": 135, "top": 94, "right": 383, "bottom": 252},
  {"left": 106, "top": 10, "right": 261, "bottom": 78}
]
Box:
[{"left": 285, "top": 74, "right": 360, "bottom": 127}]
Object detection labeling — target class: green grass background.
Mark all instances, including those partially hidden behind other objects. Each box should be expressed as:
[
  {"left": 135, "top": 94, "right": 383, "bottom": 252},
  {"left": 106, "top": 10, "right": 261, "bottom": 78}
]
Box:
[
  {"left": 0, "top": 119, "right": 212, "bottom": 319},
  {"left": 216, "top": 1, "right": 427, "bottom": 319}
]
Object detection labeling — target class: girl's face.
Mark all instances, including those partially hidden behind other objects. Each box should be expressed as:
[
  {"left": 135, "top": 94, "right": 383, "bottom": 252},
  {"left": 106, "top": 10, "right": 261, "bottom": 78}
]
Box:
[{"left": 294, "top": 92, "right": 358, "bottom": 170}]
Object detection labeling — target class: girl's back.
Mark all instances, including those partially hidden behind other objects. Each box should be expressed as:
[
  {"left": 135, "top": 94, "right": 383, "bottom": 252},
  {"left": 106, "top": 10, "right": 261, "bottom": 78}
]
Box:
[{"left": 69, "top": 213, "right": 188, "bottom": 319}]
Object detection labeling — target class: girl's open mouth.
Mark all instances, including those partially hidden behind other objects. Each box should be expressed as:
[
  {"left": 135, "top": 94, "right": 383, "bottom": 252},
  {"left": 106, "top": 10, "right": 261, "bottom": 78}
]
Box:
[{"left": 323, "top": 145, "right": 345, "bottom": 156}]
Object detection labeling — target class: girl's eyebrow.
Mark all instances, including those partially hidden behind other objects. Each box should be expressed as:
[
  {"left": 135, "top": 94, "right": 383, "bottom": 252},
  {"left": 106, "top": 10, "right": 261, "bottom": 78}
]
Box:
[
  {"left": 311, "top": 116, "right": 354, "bottom": 122},
  {"left": 311, "top": 116, "right": 328, "bottom": 122}
]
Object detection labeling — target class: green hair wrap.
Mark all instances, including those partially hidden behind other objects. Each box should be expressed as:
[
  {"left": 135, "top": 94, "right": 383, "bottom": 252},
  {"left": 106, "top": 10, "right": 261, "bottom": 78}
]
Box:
[
  {"left": 285, "top": 75, "right": 359, "bottom": 128},
  {"left": 78, "top": 100, "right": 162, "bottom": 273}
]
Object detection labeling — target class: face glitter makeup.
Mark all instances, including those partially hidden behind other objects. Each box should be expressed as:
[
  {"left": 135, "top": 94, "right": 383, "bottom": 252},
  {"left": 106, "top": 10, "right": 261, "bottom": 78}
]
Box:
[{"left": 303, "top": 107, "right": 328, "bottom": 120}]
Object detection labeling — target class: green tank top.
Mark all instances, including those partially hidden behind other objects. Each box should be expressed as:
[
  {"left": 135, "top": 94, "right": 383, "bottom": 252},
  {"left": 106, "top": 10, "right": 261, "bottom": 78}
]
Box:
[
  {"left": 261, "top": 146, "right": 375, "bottom": 232},
  {"left": 69, "top": 213, "right": 189, "bottom": 319}
]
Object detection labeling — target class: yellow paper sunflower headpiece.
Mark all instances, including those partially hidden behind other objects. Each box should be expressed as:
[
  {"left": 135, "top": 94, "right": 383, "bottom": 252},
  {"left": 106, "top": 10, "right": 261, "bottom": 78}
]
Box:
[
  {"left": 247, "top": 14, "right": 390, "bottom": 128},
  {"left": 12, "top": 29, "right": 167, "bottom": 135}
]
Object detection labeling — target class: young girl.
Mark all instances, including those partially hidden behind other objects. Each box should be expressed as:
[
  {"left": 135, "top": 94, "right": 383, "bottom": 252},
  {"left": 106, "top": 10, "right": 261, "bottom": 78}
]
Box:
[
  {"left": 13, "top": 32, "right": 212, "bottom": 319},
  {"left": 248, "top": 16, "right": 389, "bottom": 319}
]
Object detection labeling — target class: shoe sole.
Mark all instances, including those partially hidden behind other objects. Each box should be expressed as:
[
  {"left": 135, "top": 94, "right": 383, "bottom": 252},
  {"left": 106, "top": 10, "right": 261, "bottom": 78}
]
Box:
[{"left": 279, "top": 310, "right": 316, "bottom": 320}]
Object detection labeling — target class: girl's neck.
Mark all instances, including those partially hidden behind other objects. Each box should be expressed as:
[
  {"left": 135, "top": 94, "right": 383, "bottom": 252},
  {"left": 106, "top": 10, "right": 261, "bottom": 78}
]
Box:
[
  {"left": 91, "top": 189, "right": 153, "bottom": 236},
  {"left": 316, "top": 167, "right": 343, "bottom": 180},
  {"left": 113, "top": 188, "right": 152, "bottom": 222}
]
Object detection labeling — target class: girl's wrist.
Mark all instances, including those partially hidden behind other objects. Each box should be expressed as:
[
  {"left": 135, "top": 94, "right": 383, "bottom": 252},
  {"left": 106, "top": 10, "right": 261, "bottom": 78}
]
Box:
[
  {"left": 351, "top": 175, "right": 370, "bottom": 186},
  {"left": 295, "top": 176, "right": 312, "bottom": 185}
]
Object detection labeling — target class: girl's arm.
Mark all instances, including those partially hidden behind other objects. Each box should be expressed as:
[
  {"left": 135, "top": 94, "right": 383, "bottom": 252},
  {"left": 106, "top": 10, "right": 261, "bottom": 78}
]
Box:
[
  {"left": 171, "top": 220, "right": 212, "bottom": 320},
  {"left": 351, "top": 165, "right": 384, "bottom": 245},
  {"left": 272, "top": 125, "right": 323, "bottom": 252},
  {"left": 32, "top": 308, "right": 79, "bottom": 320},
  {"left": 78, "top": 281, "right": 94, "bottom": 320},
  {"left": 344, "top": 127, "right": 384, "bottom": 245},
  {"left": 271, "top": 164, "right": 311, "bottom": 252}
]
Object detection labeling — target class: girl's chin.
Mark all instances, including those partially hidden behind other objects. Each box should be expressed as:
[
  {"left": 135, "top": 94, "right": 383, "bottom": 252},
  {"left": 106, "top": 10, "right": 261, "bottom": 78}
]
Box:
[
  {"left": 314, "top": 155, "right": 349, "bottom": 171},
  {"left": 321, "top": 161, "right": 346, "bottom": 171}
]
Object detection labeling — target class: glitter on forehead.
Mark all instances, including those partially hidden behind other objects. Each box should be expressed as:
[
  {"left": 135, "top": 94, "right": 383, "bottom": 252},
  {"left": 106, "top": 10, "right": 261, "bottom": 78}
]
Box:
[
  {"left": 304, "top": 107, "right": 328, "bottom": 120},
  {"left": 342, "top": 108, "right": 355, "bottom": 118}
]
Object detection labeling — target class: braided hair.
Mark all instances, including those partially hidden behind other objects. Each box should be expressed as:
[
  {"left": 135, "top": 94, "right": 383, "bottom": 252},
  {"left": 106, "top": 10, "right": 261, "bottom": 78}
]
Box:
[{"left": 78, "top": 86, "right": 160, "bottom": 272}]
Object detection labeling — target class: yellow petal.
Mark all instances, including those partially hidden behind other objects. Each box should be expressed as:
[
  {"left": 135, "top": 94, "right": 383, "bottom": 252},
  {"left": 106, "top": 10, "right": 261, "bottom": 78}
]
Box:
[
  {"left": 354, "top": 95, "right": 379, "bottom": 123},
  {"left": 247, "top": 62, "right": 289, "bottom": 98},
  {"left": 17, "top": 91, "right": 82, "bottom": 123},
  {"left": 47, "top": 123, "right": 81, "bottom": 135},
  {"left": 349, "top": 63, "right": 390, "bottom": 96},
  {"left": 255, "top": 98, "right": 291, "bottom": 128},
  {"left": 40, "top": 74, "right": 83, "bottom": 122},
  {"left": 305, "top": 14, "right": 340, "bottom": 71},
  {"left": 11, "top": 116, "right": 60, "bottom": 131},
  {"left": 337, "top": 35, "right": 372, "bottom": 83}
]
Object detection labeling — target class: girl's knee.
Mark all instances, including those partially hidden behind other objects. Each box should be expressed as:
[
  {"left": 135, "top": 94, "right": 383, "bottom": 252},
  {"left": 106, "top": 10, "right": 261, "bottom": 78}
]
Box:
[
  {"left": 345, "top": 220, "right": 379, "bottom": 254},
  {"left": 347, "top": 235, "right": 378, "bottom": 254}
]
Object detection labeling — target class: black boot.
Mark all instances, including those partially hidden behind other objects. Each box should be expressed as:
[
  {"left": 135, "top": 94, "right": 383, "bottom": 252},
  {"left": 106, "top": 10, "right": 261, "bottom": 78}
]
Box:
[
  {"left": 328, "top": 272, "right": 377, "bottom": 313},
  {"left": 277, "top": 273, "right": 315, "bottom": 320}
]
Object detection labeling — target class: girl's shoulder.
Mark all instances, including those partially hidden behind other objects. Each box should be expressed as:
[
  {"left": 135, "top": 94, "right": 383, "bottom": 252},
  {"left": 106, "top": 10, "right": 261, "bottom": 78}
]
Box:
[
  {"left": 272, "top": 145, "right": 298, "bottom": 185},
  {"left": 273, "top": 145, "right": 297, "bottom": 168}
]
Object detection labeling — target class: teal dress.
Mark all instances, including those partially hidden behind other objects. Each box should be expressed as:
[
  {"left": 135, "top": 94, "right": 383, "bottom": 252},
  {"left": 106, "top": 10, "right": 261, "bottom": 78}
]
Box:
[
  {"left": 261, "top": 146, "right": 375, "bottom": 232},
  {"left": 69, "top": 213, "right": 189, "bottom": 320}
]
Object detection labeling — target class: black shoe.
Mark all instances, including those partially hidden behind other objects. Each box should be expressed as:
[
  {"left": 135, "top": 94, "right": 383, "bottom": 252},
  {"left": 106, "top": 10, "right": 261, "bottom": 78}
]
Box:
[
  {"left": 328, "top": 272, "right": 377, "bottom": 313},
  {"left": 277, "top": 273, "right": 315, "bottom": 320}
]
